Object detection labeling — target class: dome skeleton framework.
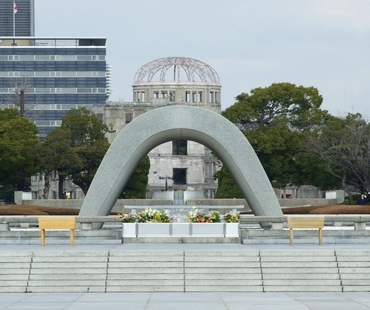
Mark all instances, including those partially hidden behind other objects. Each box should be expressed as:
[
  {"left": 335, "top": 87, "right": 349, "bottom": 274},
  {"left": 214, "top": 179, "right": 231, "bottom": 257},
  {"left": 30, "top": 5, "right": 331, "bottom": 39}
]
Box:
[{"left": 134, "top": 57, "right": 220, "bottom": 85}]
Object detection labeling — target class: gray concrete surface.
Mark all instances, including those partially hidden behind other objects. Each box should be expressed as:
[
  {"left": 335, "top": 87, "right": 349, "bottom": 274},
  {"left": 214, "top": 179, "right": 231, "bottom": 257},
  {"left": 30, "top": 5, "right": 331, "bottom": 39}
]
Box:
[
  {"left": 1, "top": 292, "right": 370, "bottom": 309},
  {"left": 1, "top": 243, "right": 370, "bottom": 308}
]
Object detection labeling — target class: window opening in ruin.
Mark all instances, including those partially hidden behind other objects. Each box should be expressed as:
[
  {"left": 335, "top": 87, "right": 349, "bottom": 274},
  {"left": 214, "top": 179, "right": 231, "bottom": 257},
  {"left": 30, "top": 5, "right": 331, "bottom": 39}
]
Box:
[
  {"left": 161, "top": 91, "right": 168, "bottom": 98},
  {"left": 173, "top": 168, "right": 187, "bottom": 185},
  {"left": 172, "top": 140, "right": 187, "bottom": 155},
  {"left": 153, "top": 91, "right": 159, "bottom": 99},
  {"left": 192, "top": 92, "right": 197, "bottom": 103},
  {"left": 169, "top": 91, "right": 175, "bottom": 102},
  {"left": 198, "top": 91, "right": 203, "bottom": 103},
  {"left": 210, "top": 91, "right": 214, "bottom": 103},
  {"left": 185, "top": 91, "right": 190, "bottom": 102},
  {"left": 125, "top": 112, "right": 133, "bottom": 123}
]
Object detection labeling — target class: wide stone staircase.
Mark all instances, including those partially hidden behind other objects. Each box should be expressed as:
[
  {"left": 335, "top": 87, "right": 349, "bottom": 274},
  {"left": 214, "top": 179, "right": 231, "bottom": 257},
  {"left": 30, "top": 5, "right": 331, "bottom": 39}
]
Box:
[{"left": 1, "top": 249, "right": 370, "bottom": 293}]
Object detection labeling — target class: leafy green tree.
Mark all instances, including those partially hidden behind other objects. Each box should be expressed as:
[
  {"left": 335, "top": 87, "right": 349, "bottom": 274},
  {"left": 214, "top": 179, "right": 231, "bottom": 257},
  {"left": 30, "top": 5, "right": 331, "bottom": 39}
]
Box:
[
  {"left": 214, "top": 166, "right": 243, "bottom": 198},
  {"left": 0, "top": 109, "right": 40, "bottom": 201},
  {"left": 216, "top": 83, "right": 329, "bottom": 197},
  {"left": 120, "top": 156, "right": 150, "bottom": 199},
  {"left": 40, "top": 128, "right": 82, "bottom": 199},
  {"left": 223, "top": 82, "right": 326, "bottom": 131},
  {"left": 292, "top": 151, "right": 342, "bottom": 191},
  {"left": 60, "top": 107, "right": 113, "bottom": 195},
  {"left": 39, "top": 107, "right": 150, "bottom": 199}
]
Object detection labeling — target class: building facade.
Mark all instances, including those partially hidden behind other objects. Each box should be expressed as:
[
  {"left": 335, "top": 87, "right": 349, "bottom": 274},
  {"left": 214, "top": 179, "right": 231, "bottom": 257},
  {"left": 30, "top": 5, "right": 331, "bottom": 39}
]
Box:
[
  {"left": 0, "top": 0, "right": 35, "bottom": 37},
  {"left": 0, "top": 37, "right": 111, "bottom": 136},
  {"left": 104, "top": 57, "right": 221, "bottom": 201}
]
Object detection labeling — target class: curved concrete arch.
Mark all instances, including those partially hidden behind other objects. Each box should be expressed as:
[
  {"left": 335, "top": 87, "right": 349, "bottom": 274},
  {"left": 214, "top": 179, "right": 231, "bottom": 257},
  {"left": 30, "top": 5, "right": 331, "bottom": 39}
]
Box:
[{"left": 79, "top": 106, "right": 282, "bottom": 220}]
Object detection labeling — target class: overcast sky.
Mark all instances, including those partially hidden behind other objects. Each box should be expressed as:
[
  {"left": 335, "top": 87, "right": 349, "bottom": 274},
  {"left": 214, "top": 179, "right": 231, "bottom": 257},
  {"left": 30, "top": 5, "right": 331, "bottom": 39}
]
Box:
[{"left": 34, "top": 0, "right": 370, "bottom": 116}]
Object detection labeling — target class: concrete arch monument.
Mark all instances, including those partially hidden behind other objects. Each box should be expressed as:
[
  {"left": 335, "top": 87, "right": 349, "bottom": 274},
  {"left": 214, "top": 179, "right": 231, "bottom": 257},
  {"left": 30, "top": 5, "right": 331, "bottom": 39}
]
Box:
[{"left": 79, "top": 106, "right": 282, "bottom": 221}]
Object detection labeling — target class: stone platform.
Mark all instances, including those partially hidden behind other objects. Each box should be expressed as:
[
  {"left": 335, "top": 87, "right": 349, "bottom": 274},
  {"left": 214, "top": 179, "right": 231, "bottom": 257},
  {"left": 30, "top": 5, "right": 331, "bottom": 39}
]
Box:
[{"left": 1, "top": 243, "right": 370, "bottom": 293}]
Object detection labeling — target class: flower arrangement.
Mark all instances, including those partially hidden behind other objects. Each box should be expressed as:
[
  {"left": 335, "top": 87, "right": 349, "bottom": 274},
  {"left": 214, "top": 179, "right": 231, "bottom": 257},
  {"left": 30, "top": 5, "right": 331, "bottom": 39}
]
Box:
[
  {"left": 136, "top": 208, "right": 171, "bottom": 223},
  {"left": 118, "top": 213, "right": 136, "bottom": 223},
  {"left": 119, "top": 208, "right": 238, "bottom": 224},
  {"left": 187, "top": 207, "right": 221, "bottom": 223},
  {"left": 223, "top": 211, "right": 240, "bottom": 223}
]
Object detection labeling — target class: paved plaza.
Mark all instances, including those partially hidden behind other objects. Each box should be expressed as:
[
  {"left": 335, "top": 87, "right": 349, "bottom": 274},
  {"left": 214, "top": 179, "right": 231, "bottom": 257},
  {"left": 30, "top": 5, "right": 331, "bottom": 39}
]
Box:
[
  {"left": 1, "top": 291, "right": 370, "bottom": 309},
  {"left": 1, "top": 243, "right": 370, "bottom": 309}
]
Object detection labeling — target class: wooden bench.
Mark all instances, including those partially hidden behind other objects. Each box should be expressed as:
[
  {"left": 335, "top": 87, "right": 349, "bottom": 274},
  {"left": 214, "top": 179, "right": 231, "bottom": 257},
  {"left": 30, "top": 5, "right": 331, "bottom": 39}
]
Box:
[
  {"left": 288, "top": 217, "right": 324, "bottom": 245},
  {"left": 38, "top": 217, "right": 77, "bottom": 246}
]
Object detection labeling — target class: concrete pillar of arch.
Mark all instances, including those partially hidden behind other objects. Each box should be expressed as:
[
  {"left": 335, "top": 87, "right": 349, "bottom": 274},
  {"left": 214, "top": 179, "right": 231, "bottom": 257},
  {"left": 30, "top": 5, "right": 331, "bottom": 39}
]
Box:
[{"left": 79, "top": 106, "right": 283, "bottom": 228}]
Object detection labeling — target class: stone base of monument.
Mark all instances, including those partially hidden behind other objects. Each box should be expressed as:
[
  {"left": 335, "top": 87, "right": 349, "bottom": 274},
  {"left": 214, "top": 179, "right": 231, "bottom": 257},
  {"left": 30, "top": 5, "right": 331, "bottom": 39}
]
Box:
[
  {"left": 121, "top": 223, "right": 240, "bottom": 243},
  {"left": 122, "top": 236, "right": 241, "bottom": 244}
]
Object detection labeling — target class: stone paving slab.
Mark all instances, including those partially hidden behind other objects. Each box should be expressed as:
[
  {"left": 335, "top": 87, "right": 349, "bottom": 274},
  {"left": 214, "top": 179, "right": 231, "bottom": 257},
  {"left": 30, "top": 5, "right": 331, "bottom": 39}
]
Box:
[{"left": 1, "top": 292, "right": 370, "bottom": 309}]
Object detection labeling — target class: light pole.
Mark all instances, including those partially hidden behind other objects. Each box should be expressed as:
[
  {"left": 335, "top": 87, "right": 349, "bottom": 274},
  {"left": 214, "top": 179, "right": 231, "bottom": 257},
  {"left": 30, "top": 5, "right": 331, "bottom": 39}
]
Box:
[{"left": 159, "top": 175, "right": 172, "bottom": 191}]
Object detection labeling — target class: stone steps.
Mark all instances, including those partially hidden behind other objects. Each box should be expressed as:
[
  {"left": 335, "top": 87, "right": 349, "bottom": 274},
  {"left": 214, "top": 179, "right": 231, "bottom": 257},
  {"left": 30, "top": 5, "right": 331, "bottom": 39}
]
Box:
[
  {"left": 242, "top": 229, "right": 370, "bottom": 245},
  {"left": 260, "top": 250, "right": 341, "bottom": 292},
  {"left": 1, "top": 249, "right": 370, "bottom": 292},
  {"left": 0, "top": 229, "right": 122, "bottom": 245},
  {"left": 337, "top": 250, "right": 370, "bottom": 292}
]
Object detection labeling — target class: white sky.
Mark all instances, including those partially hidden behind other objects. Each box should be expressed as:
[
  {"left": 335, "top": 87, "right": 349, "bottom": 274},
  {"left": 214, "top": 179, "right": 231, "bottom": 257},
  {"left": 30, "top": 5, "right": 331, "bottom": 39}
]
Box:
[{"left": 34, "top": 0, "right": 370, "bottom": 116}]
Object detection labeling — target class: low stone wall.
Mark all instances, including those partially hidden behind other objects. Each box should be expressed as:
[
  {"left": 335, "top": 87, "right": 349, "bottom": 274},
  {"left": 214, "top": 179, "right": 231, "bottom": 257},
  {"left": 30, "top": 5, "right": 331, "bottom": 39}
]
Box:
[
  {"left": 21, "top": 199, "right": 173, "bottom": 213},
  {"left": 278, "top": 198, "right": 337, "bottom": 207},
  {"left": 21, "top": 198, "right": 337, "bottom": 214}
]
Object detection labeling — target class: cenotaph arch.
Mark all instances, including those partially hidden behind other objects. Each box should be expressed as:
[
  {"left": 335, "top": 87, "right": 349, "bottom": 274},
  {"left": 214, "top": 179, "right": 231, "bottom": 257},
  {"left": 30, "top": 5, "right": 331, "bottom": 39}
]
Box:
[{"left": 79, "top": 106, "right": 283, "bottom": 224}]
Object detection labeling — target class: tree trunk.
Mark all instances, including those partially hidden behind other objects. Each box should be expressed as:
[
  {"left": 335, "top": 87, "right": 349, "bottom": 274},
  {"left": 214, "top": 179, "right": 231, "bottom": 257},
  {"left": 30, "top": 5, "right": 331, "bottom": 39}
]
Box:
[
  {"left": 43, "top": 172, "right": 51, "bottom": 199},
  {"left": 342, "top": 171, "right": 353, "bottom": 204},
  {"left": 58, "top": 175, "right": 65, "bottom": 199}
]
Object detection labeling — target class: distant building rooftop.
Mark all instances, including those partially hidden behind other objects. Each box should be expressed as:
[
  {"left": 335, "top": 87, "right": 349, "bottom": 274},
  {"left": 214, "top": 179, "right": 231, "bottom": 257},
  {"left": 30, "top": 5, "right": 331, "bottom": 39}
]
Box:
[{"left": 0, "top": 37, "right": 106, "bottom": 47}]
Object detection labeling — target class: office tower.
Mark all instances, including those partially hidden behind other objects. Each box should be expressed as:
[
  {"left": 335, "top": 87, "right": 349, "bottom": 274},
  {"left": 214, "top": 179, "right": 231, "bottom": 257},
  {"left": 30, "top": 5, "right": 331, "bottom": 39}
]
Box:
[
  {"left": 0, "top": 0, "right": 35, "bottom": 36},
  {"left": 0, "top": 37, "right": 110, "bottom": 136}
]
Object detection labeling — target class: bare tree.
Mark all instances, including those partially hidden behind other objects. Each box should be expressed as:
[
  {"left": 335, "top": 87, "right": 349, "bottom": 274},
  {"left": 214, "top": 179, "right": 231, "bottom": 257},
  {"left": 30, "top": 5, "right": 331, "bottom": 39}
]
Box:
[
  {"left": 307, "top": 114, "right": 370, "bottom": 202},
  {"left": 7, "top": 76, "right": 42, "bottom": 119}
]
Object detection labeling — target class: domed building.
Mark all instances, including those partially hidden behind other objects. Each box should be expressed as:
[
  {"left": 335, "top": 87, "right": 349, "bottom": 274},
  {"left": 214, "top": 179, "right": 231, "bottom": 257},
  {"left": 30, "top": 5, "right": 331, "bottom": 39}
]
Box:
[{"left": 104, "top": 57, "right": 222, "bottom": 201}]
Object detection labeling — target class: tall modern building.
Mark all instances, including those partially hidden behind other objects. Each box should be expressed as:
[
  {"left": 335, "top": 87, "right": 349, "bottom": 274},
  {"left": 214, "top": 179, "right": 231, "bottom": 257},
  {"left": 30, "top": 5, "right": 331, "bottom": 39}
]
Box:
[
  {"left": 0, "top": 0, "right": 35, "bottom": 36},
  {"left": 0, "top": 37, "right": 111, "bottom": 136}
]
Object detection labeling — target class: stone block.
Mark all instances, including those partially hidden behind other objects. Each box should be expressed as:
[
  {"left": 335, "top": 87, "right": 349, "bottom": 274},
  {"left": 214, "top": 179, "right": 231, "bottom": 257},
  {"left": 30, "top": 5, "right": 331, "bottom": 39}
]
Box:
[
  {"left": 261, "top": 262, "right": 337, "bottom": 268},
  {"left": 263, "top": 279, "right": 341, "bottom": 286},
  {"left": 137, "top": 223, "right": 171, "bottom": 236},
  {"left": 343, "top": 286, "right": 370, "bottom": 292},
  {"left": 106, "top": 286, "right": 184, "bottom": 292},
  {"left": 185, "top": 286, "right": 263, "bottom": 292},
  {"left": 264, "top": 286, "right": 342, "bottom": 292},
  {"left": 171, "top": 223, "right": 190, "bottom": 235},
  {"left": 260, "top": 250, "right": 335, "bottom": 256},
  {"left": 185, "top": 261, "right": 260, "bottom": 268},
  {"left": 185, "top": 279, "right": 262, "bottom": 286},
  {"left": 263, "top": 273, "right": 339, "bottom": 280},
  {"left": 185, "top": 273, "right": 261, "bottom": 280}
]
